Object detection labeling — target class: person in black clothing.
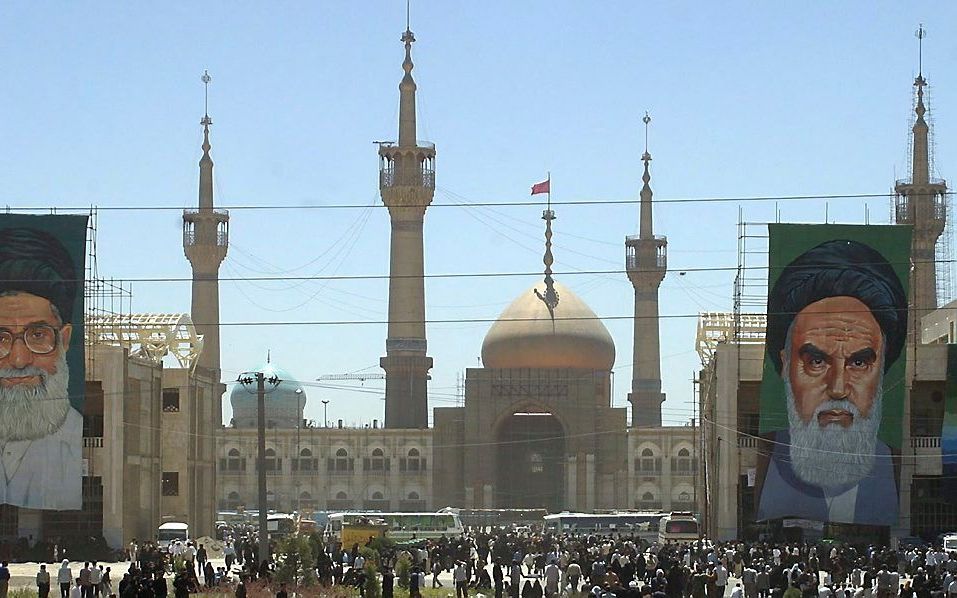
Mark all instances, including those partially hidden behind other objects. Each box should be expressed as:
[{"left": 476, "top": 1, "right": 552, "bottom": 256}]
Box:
[
  {"left": 151, "top": 571, "right": 167, "bottom": 598},
  {"left": 382, "top": 567, "right": 395, "bottom": 598},
  {"left": 493, "top": 561, "right": 504, "bottom": 598},
  {"left": 234, "top": 577, "right": 247, "bottom": 598},
  {"left": 276, "top": 583, "right": 288, "bottom": 598},
  {"left": 172, "top": 572, "right": 189, "bottom": 598}
]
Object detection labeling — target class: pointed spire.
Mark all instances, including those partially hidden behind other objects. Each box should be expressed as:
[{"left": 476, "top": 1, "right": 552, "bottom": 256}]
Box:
[
  {"left": 534, "top": 176, "right": 560, "bottom": 317},
  {"left": 639, "top": 112, "right": 654, "bottom": 239},
  {"left": 911, "top": 27, "right": 930, "bottom": 186},
  {"left": 199, "top": 70, "right": 214, "bottom": 211},
  {"left": 398, "top": 22, "right": 418, "bottom": 147}
]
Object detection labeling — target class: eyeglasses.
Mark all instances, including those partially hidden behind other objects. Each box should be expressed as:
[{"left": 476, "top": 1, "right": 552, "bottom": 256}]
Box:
[{"left": 0, "top": 324, "right": 61, "bottom": 359}]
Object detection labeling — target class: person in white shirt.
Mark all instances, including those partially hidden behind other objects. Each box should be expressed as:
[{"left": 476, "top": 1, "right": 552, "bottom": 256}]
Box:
[
  {"left": 731, "top": 583, "right": 744, "bottom": 598},
  {"left": 57, "top": 561, "right": 73, "bottom": 598},
  {"left": 353, "top": 553, "right": 365, "bottom": 572}
]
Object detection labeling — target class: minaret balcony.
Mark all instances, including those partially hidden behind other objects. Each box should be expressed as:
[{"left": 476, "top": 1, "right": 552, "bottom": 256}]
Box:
[
  {"left": 625, "top": 235, "right": 667, "bottom": 272},
  {"left": 183, "top": 209, "right": 229, "bottom": 248},
  {"left": 893, "top": 182, "right": 947, "bottom": 226},
  {"left": 380, "top": 165, "right": 435, "bottom": 190}
]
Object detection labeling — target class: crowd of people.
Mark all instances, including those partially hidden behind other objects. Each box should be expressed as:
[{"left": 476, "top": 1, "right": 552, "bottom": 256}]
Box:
[{"left": 14, "top": 530, "right": 957, "bottom": 598}]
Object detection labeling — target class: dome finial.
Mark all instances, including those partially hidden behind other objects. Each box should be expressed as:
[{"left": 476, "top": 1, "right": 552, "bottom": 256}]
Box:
[
  {"left": 267, "top": 349, "right": 271, "bottom": 364},
  {"left": 533, "top": 173, "right": 560, "bottom": 317},
  {"left": 642, "top": 111, "right": 652, "bottom": 163}
]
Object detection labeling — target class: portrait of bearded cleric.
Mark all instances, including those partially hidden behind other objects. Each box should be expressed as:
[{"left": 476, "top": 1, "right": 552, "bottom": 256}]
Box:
[
  {"left": 0, "top": 225, "right": 84, "bottom": 510},
  {"left": 755, "top": 238, "right": 907, "bottom": 526}
]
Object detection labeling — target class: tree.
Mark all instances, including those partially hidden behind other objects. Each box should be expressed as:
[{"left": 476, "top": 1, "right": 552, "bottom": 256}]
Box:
[
  {"left": 395, "top": 552, "right": 412, "bottom": 589},
  {"left": 273, "top": 535, "right": 318, "bottom": 587}
]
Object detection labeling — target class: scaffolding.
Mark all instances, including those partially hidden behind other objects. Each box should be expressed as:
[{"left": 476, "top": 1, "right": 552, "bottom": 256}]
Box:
[{"left": 86, "top": 313, "right": 204, "bottom": 370}]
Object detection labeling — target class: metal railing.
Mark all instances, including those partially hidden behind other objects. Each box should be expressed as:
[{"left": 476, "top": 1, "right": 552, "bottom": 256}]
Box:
[
  {"left": 83, "top": 437, "right": 104, "bottom": 448},
  {"left": 380, "top": 167, "right": 435, "bottom": 189},
  {"left": 911, "top": 436, "right": 941, "bottom": 448},
  {"left": 183, "top": 229, "right": 228, "bottom": 248}
]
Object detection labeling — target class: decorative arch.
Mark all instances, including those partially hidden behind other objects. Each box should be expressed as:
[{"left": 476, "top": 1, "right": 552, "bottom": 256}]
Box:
[{"left": 490, "top": 399, "right": 570, "bottom": 438}]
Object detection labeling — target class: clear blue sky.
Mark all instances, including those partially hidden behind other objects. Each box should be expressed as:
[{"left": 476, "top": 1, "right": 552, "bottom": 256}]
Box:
[{"left": 1, "top": 2, "right": 954, "bottom": 427}]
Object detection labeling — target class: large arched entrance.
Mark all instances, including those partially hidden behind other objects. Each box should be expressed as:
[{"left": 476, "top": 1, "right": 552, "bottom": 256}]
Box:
[{"left": 495, "top": 411, "right": 565, "bottom": 511}]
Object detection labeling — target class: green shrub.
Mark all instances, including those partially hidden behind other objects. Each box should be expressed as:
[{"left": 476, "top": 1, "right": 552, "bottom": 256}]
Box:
[
  {"left": 273, "top": 534, "right": 318, "bottom": 587},
  {"left": 395, "top": 552, "right": 412, "bottom": 588},
  {"left": 363, "top": 558, "right": 382, "bottom": 598}
]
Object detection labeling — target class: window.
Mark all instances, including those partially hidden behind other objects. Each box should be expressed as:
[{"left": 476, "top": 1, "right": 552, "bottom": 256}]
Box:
[
  {"left": 263, "top": 448, "right": 281, "bottom": 472},
  {"left": 638, "top": 491, "right": 660, "bottom": 510},
  {"left": 328, "top": 448, "right": 354, "bottom": 472},
  {"left": 162, "top": 388, "right": 180, "bottom": 412},
  {"left": 678, "top": 491, "right": 691, "bottom": 502},
  {"left": 335, "top": 491, "right": 348, "bottom": 500},
  {"left": 673, "top": 447, "right": 694, "bottom": 473},
  {"left": 224, "top": 491, "right": 242, "bottom": 510},
  {"left": 293, "top": 448, "right": 318, "bottom": 472},
  {"left": 400, "top": 448, "right": 426, "bottom": 472},
  {"left": 407, "top": 491, "right": 420, "bottom": 501},
  {"left": 83, "top": 381, "right": 104, "bottom": 438},
  {"left": 220, "top": 448, "right": 245, "bottom": 472},
  {"left": 364, "top": 447, "right": 390, "bottom": 471},
  {"left": 637, "top": 448, "right": 661, "bottom": 473},
  {"left": 372, "top": 491, "right": 384, "bottom": 500},
  {"left": 162, "top": 472, "right": 179, "bottom": 496}
]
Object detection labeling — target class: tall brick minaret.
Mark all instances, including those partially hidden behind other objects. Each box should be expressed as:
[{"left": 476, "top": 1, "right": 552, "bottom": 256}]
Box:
[
  {"left": 626, "top": 113, "right": 667, "bottom": 427},
  {"left": 894, "top": 25, "right": 946, "bottom": 344},
  {"left": 184, "top": 71, "right": 229, "bottom": 374},
  {"left": 379, "top": 25, "right": 435, "bottom": 429}
]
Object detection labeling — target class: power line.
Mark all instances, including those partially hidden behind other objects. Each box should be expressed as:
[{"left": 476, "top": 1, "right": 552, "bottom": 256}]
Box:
[{"left": 0, "top": 190, "right": 914, "bottom": 213}]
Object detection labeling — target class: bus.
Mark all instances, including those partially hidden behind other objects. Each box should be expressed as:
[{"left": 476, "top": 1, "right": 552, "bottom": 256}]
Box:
[
  {"left": 267, "top": 513, "right": 297, "bottom": 540},
  {"left": 543, "top": 512, "right": 666, "bottom": 541},
  {"left": 944, "top": 534, "right": 957, "bottom": 552},
  {"left": 657, "top": 512, "right": 700, "bottom": 543},
  {"left": 449, "top": 508, "right": 548, "bottom": 531},
  {"left": 325, "top": 512, "right": 464, "bottom": 542}
]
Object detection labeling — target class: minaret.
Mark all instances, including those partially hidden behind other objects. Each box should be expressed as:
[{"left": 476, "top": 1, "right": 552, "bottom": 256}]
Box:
[
  {"left": 378, "top": 22, "right": 435, "bottom": 429},
  {"left": 184, "top": 70, "right": 229, "bottom": 373},
  {"left": 626, "top": 113, "right": 667, "bottom": 427},
  {"left": 894, "top": 25, "right": 947, "bottom": 343}
]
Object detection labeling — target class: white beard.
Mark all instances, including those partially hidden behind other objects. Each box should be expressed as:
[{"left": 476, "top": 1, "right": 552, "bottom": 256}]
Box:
[
  {"left": 0, "top": 352, "right": 71, "bottom": 441},
  {"left": 784, "top": 367, "right": 882, "bottom": 490}
]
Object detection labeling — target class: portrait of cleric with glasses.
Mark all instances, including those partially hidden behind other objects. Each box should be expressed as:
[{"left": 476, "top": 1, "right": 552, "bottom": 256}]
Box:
[{"left": 0, "top": 227, "right": 82, "bottom": 509}]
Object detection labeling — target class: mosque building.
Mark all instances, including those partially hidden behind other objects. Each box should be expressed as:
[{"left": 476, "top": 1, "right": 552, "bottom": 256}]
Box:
[{"left": 215, "top": 22, "right": 698, "bottom": 518}]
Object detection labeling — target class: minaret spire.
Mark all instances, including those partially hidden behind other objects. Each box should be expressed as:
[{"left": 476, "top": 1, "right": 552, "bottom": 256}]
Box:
[
  {"left": 894, "top": 24, "right": 947, "bottom": 340},
  {"left": 639, "top": 112, "right": 654, "bottom": 240},
  {"left": 184, "top": 69, "right": 229, "bottom": 374},
  {"left": 379, "top": 13, "right": 436, "bottom": 429},
  {"left": 625, "top": 111, "right": 667, "bottom": 427}
]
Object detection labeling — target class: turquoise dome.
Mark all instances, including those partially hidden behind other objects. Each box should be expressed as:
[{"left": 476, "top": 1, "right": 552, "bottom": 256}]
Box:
[{"left": 229, "top": 362, "right": 307, "bottom": 429}]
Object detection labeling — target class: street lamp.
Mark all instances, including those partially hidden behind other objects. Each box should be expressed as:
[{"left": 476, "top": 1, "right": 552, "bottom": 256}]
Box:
[{"left": 322, "top": 400, "right": 330, "bottom": 428}]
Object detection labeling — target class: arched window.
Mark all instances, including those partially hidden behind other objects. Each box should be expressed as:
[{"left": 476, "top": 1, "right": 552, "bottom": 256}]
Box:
[
  {"left": 638, "top": 448, "right": 660, "bottom": 474},
  {"left": 407, "top": 491, "right": 420, "bottom": 501},
  {"left": 335, "top": 491, "right": 348, "bottom": 500},
  {"left": 329, "top": 448, "right": 353, "bottom": 473},
  {"left": 673, "top": 447, "right": 694, "bottom": 474},
  {"left": 642, "top": 492, "right": 655, "bottom": 501},
  {"left": 638, "top": 491, "right": 659, "bottom": 510},
  {"left": 401, "top": 448, "right": 426, "bottom": 472},
  {"left": 228, "top": 491, "right": 240, "bottom": 499},
  {"left": 263, "top": 448, "right": 280, "bottom": 472},
  {"left": 294, "top": 448, "right": 318, "bottom": 473},
  {"left": 372, "top": 491, "right": 384, "bottom": 500},
  {"left": 300, "top": 491, "right": 312, "bottom": 500},
  {"left": 678, "top": 491, "right": 691, "bottom": 502},
  {"left": 366, "top": 447, "right": 389, "bottom": 472},
  {"left": 222, "top": 448, "right": 245, "bottom": 472}
]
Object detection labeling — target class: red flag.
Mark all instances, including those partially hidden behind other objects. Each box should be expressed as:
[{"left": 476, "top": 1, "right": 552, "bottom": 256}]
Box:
[{"left": 531, "top": 179, "right": 550, "bottom": 195}]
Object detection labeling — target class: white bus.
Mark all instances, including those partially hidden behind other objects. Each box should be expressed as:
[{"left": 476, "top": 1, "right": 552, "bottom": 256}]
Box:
[
  {"left": 325, "top": 512, "right": 464, "bottom": 542},
  {"left": 944, "top": 534, "right": 957, "bottom": 552},
  {"left": 657, "top": 512, "right": 700, "bottom": 543},
  {"left": 543, "top": 512, "right": 666, "bottom": 541}
]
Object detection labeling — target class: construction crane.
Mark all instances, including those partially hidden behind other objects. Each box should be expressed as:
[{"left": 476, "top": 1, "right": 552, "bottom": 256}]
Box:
[{"left": 316, "top": 373, "right": 385, "bottom": 383}]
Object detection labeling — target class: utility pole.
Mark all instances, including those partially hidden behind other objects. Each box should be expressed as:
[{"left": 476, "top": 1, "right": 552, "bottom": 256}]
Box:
[{"left": 238, "top": 370, "right": 280, "bottom": 569}]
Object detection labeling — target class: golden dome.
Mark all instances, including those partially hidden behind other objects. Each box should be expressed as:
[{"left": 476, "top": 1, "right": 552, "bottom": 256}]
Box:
[{"left": 481, "top": 281, "right": 616, "bottom": 370}]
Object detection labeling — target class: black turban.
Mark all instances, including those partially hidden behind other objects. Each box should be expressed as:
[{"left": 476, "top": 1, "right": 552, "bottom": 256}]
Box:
[
  {"left": 766, "top": 239, "right": 907, "bottom": 374},
  {"left": 0, "top": 227, "right": 79, "bottom": 323}
]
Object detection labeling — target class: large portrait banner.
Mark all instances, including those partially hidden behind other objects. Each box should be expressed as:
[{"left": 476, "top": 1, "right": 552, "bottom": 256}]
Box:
[
  {"left": 755, "top": 224, "right": 911, "bottom": 526},
  {"left": 0, "top": 214, "right": 87, "bottom": 510}
]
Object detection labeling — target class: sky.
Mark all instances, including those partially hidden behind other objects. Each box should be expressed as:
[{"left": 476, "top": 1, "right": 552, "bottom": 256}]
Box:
[{"left": 1, "top": 2, "right": 955, "bottom": 428}]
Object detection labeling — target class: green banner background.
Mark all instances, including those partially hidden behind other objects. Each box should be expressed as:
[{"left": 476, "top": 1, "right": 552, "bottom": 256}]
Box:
[{"left": 759, "top": 223, "right": 912, "bottom": 449}]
